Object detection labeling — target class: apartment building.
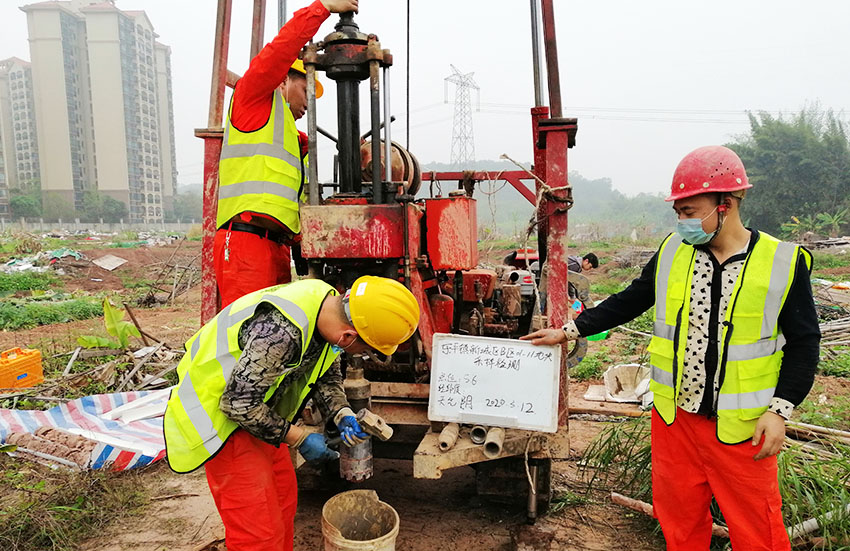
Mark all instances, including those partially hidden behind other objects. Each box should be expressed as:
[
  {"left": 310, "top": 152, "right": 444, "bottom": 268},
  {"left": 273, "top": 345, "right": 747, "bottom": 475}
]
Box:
[
  {"left": 21, "top": 0, "right": 177, "bottom": 223},
  {"left": 0, "top": 57, "right": 42, "bottom": 216}
]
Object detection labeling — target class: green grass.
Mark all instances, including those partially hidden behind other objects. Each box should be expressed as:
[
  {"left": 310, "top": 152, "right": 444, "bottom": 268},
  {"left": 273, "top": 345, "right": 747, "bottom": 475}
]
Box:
[
  {"left": 0, "top": 299, "right": 102, "bottom": 330},
  {"left": 547, "top": 490, "right": 589, "bottom": 515},
  {"left": 571, "top": 346, "right": 611, "bottom": 381},
  {"left": 590, "top": 280, "right": 627, "bottom": 296},
  {"left": 812, "top": 251, "right": 850, "bottom": 270},
  {"left": 0, "top": 455, "right": 149, "bottom": 551},
  {"left": 0, "top": 272, "right": 60, "bottom": 293}
]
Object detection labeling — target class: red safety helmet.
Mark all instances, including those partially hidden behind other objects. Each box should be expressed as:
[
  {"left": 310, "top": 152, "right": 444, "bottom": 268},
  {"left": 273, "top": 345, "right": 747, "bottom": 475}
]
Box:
[{"left": 666, "top": 145, "right": 752, "bottom": 202}]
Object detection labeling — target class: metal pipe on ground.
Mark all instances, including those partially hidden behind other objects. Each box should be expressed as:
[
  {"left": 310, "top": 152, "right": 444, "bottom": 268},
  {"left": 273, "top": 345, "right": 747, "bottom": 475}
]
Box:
[
  {"left": 438, "top": 423, "right": 459, "bottom": 452},
  {"left": 470, "top": 425, "right": 488, "bottom": 445},
  {"left": 483, "top": 427, "right": 505, "bottom": 459}
]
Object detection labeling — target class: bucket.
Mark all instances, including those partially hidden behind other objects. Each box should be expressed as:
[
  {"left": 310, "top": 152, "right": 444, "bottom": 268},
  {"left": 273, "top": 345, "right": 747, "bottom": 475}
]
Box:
[{"left": 322, "top": 489, "right": 399, "bottom": 551}]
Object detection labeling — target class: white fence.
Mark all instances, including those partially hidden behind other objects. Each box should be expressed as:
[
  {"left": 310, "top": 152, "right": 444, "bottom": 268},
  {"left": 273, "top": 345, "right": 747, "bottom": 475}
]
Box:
[{"left": 0, "top": 218, "right": 198, "bottom": 233}]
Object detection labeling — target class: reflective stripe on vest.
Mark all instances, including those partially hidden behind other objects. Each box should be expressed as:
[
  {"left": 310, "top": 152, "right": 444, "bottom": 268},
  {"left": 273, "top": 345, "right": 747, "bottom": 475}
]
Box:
[
  {"left": 164, "top": 280, "right": 339, "bottom": 473},
  {"left": 647, "top": 232, "right": 806, "bottom": 443},
  {"left": 217, "top": 89, "right": 304, "bottom": 231}
]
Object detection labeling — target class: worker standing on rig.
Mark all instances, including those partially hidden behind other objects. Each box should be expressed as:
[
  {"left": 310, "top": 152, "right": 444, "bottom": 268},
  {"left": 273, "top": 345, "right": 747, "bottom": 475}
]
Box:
[
  {"left": 214, "top": 0, "right": 359, "bottom": 308},
  {"left": 164, "top": 276, "right": 420, "bottom": 551},
  {"left": 523, "top": 146, "right": 820, "bottom": 551}
]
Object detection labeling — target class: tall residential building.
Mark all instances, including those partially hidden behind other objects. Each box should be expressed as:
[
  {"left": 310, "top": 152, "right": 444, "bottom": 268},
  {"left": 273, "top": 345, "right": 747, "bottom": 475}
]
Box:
[
  {"left": 21, "top": 0, "right": 177, "bottom": 223},
  {"left": 0, "top": 57, "right": 42, "bottom": 217}
]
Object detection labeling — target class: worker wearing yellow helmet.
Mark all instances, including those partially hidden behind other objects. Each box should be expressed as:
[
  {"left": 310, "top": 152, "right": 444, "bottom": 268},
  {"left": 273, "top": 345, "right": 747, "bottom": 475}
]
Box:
[
  {"left": 214, "top": 0, "right": 358, "bottom": 310},
  {"left": 164, "top": 275, "right": 418, "bottom": 551}
]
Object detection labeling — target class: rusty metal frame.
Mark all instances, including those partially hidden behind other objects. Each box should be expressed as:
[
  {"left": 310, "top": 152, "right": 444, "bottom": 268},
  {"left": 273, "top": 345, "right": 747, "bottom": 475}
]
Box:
[
  {"left": 199, "top": 0, "right": 270, "bottom": 324},
  {"left": 420, "top": 170, "right": 537, "bottom": 205}
]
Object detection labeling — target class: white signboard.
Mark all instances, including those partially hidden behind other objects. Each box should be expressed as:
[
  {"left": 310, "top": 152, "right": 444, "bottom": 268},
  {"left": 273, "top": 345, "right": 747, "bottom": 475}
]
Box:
[{"left": 428, "top": 333, "right": 560, "bottom": 433}]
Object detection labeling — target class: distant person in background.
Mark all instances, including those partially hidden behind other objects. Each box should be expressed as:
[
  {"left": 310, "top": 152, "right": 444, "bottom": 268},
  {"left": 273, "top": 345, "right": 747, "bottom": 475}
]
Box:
[
  {"left": 568, "top": 252, "right": 598, "bottom": 273},
  {"left": 568, "top": 253, "right": 598, "bottom": 307}
]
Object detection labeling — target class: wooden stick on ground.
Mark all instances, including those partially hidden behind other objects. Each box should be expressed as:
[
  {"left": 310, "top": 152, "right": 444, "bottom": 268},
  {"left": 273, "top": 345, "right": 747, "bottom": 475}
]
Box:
[
  {"left": 62, "top": 347, "right": 81, "bottom": 376},
  {"left": 123, "top": 303, "right": 149, "bottom": 347},
  {"left": 150, "top": 493, "right": 199, "bottom": 501},
  {"left": 610, "top": 492, "right": 730, "bottom": 539},
  {"left": 116, "top": 344, "right": 163, "bottom": 392},
  {"left": 570, "top": 407, "right": 651, "bottom": 418}
]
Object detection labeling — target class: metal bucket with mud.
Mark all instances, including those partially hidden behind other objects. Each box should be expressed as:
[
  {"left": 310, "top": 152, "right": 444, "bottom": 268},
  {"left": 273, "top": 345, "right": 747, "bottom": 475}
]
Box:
[{"left": 322, "top": 489, "right": 399, "bottom": 551}]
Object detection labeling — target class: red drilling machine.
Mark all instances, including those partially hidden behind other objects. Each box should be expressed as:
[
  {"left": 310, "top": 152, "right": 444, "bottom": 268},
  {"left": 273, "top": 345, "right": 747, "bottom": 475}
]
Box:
[{"left": 197, "top": 0, "right": 590, "bottom": 521}]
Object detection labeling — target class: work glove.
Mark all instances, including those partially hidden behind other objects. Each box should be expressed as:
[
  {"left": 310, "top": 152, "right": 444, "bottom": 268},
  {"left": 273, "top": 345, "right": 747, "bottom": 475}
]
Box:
[
  {"left": 296, "top": 433, "right": 340, "bottom": 464},
  {"left": 334, "top": 406, "right": 369, "bottom": 447}
]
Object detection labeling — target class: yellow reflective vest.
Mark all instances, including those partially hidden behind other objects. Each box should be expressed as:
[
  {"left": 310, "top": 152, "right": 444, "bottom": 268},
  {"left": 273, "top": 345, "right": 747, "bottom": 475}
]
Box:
[
  {"left": 648, "top": 231, "right": 810, "bottom": 444},
  {"left": 217, "top": 89, "right": 307, "bottom": 232},
  {"left": 163, "top": 279, "right": 341, "bottom": 473}
]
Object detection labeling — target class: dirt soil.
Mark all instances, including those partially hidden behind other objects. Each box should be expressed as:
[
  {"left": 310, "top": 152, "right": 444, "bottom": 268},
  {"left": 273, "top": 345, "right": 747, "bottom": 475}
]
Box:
[
  {"left": 72, "top": 379, "right": 663, "bottom": 551},
  {"left": 6, "top": 242, "right": 847, "bottom": 550}
]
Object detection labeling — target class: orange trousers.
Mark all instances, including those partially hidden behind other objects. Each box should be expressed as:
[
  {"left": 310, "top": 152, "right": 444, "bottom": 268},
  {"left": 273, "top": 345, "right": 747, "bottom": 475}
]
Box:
[
  {"left": 205, "top": 430, "right": 298, "bottom": 551},
  {"left": 651, "top": 408, "right": 790, "bottom": 551},
  {"left": 213, "top": 227, "right": 292, "bottom": 308}
]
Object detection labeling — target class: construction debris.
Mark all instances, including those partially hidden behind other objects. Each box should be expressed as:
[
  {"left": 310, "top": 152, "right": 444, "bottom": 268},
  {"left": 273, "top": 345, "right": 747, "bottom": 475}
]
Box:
[{"left": 92, "top": 254, "right": 128, "bottom": 271}]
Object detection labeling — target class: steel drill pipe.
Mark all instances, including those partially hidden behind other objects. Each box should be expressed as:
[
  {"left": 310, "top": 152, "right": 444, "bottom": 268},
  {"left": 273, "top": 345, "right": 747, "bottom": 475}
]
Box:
[
  {"left": 438, "top": 423, "right": 460, "bottom": 452},
  {"left": 470, "top": 425, "right": 488, "bottom": 445},
  {"left": 483, "top": 427, "right": 505, "bottom": 459}
]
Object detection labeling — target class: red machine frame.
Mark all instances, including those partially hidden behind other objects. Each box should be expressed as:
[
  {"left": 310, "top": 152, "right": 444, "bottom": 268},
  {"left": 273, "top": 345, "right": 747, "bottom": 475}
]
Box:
[{"left": 196, "top": 0, "right": 578, "bottom": 516}]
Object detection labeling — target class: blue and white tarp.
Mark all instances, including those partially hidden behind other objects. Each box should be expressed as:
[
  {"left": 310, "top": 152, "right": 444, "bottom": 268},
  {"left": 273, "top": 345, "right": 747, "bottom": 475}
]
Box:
[{"left": 0, "top": 390, "right": 167, "bottom": 470}]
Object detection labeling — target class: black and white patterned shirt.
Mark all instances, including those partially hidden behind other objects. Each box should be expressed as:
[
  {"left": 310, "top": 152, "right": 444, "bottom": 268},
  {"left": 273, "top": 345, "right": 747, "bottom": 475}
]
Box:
[
  {"left": 677, "top": 245, "right": 794, "bottom": 418},
  {"left": 566, "top": 235, "right": 800, "bottom": 420},
  {"left": 218, "top": 303, "right": 349, "bottom": 446}
]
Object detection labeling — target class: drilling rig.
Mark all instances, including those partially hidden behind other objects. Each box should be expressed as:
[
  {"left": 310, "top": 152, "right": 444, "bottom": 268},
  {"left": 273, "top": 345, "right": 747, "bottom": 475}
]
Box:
[{"left": 196, "top": 0, "right": 590, "bottom": 521}]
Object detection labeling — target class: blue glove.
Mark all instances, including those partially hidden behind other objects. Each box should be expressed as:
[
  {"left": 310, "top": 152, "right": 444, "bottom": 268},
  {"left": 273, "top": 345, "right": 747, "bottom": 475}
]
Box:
[
  {"left": 297, "top": 433, "right": 340, "bottom": 463},
  {"left": 336, "top": 407, "right": 369, "bottom": 447}
]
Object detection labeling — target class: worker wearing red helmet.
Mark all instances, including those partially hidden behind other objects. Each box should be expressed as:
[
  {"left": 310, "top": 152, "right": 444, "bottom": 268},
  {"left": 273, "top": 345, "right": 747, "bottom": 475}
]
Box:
[
  {"left": 214, "top": 0, "right": 359, "bottom": 308},
  {"left": 524, "top": 146, "right": 820, "bottom": 550}
]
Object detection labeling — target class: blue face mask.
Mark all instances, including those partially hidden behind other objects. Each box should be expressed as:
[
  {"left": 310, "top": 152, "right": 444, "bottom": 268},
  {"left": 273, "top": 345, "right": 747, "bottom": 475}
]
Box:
[
  {"left": 677, "top": 206, "right": 719, "bottom": 245},
  {"left": 330, "top": 335, "right": 351, "bottom": 355}
]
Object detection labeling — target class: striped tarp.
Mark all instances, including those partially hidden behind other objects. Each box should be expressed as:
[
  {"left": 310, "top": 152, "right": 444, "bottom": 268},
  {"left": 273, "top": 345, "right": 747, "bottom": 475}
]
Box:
[{"left": 0, "top": 391, "right": 167, "bottom": 470}]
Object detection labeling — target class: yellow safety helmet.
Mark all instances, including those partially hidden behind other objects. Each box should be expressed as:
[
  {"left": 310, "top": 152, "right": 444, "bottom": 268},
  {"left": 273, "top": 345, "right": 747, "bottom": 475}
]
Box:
[
  {"left": 345, "top": 276, "right": 420, "bottom": 355},
  {"left": 289, "top": 59, "right": 323, "bottom": 99}
]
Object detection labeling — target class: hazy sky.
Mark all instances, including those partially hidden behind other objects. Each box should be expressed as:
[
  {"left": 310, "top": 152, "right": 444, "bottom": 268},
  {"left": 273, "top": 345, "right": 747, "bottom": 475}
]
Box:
[{"left": 1, "top": 0, "right": 848, "bottom": 196}]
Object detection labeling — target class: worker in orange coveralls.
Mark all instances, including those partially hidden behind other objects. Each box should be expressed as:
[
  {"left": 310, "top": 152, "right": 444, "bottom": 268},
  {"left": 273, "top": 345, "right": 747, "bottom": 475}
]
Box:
[
  {"left": 214, "top": 0, "right": 359, "bottom": 308},
  {"left": 523, "top": 146, "right": 820, "bottom": 550},
  {"left": 164, "top": 276, "right": 420, "bottom": 551}
]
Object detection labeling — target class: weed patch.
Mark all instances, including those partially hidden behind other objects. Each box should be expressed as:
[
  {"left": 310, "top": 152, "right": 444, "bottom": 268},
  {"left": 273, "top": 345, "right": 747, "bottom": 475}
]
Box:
[
  {"left": 819, "top": 349, "right": 850, "bottom": 378},
  {"left": 0, "top": 299, "right": 102, "bottom": 330},
  {"left": 580, "top": 419, "right": 850, "bottom": 550},
  {"left": 813, "top": 251, "right": 850, "bottom": 270},
  {"left": 571, "top": 346, "right": 611, "bottom": 381},
  {"left": 590, "top": 280, "right": 627, "bottom": 296},
  {"left": 0, "top": 272, "right": 60, "bottom": 293},
  {"left": 796, "top": 393, "right": 850, "bottom": 432},
  {"left": 0, "top": 455, "right": 149, "bottom": 551}
]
